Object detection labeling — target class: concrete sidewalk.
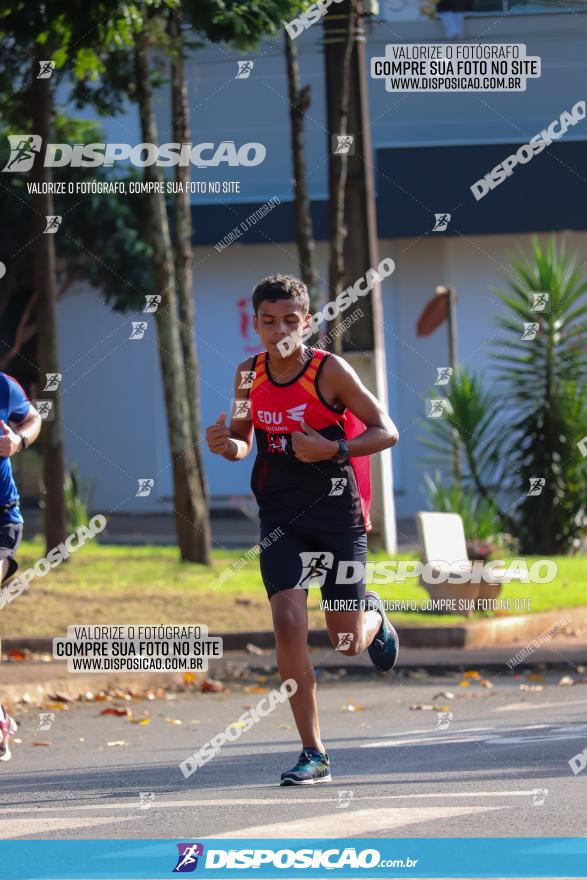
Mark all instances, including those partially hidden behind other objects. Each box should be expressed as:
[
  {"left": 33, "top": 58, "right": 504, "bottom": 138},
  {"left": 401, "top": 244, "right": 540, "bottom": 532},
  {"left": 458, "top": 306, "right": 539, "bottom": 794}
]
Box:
[{"left": 2, "top": 638, "right": 585, "bottom": 704}]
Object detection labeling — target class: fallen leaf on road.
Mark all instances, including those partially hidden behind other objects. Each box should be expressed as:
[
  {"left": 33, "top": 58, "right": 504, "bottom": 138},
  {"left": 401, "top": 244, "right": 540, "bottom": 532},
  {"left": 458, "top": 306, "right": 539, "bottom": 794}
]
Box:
[
  {"left": 183, "top": 672, "right": 197, "bottom": 685},
  {"left": 558, "top": 676, "right": 575, "bottom": 686},
  {"left": 100, "top": 708, "right": 129, "bottom": 717},
  {"left": 246, "top": 643, "right": 266, "bottom": 655},
  {"left": 342, "top": 704, "right": 365, "bottom": 712},
  {"left": 459, "top": 681, "right": 470, "bottom": 688},
  {"left": 32, "top": 741, "right": 52, "bottom": 747},
  {"left": 5, "top": 649, "right": 28, "bottom": 661},
  {"left": 44, "top": 702, "right": 68, "bottom": 711},
  {"left": 410, "top": 704, "right": 434, "bottom": 711},
  {"left": 129, "top": 718, "right": 150, "bottom": 726},
  {"left": 107, "top": 740, "right": 129, "bottom": 747},
  {"left": 463, "top": 670, "right": 481, "bottom": 679},
  {"left": 279, "top": 724, "right": 291, "bottom": 729},
  {"left": 527, "top": 673, "right": 545, "bottom": 682},
  {"left": 49, "top": 693, "right": 74, "bottom": 703},
  {"left": 519, "top": 684, "right": 543, "bottom": 692},
  {"left": 165, "top": 718, "right": 182, "bottom": 725},
  {"left": 479, "top": 679, "right": 494, "bottom": 689},
  {"left": 244, "top": 687, "right": 269, "bottom": 694},
  {"left": 201, "top": 679, "right": 226, "bottom": 693},
  {"left": 232, "top": 721, "right": 248, "bottom": 728}
]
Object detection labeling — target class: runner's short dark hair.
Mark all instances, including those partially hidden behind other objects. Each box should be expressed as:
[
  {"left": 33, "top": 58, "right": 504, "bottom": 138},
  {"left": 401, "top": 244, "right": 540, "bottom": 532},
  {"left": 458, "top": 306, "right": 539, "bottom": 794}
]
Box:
[{"left": 252, "top": 274, "right": 309, "bottom": 315}]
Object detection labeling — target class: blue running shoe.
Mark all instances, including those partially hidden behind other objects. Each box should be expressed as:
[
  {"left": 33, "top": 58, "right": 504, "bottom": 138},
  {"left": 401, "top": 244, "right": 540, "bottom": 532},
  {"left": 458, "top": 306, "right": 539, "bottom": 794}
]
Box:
[
  {"left": 365, "top": 590, "right": 399, "bottom": 674},
  {"left": 280, "top": 748, "right": 331, "bottom": 786}
]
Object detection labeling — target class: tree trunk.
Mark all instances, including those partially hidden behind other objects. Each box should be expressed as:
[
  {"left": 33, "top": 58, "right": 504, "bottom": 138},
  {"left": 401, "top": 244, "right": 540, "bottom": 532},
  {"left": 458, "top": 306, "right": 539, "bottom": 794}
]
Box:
[
  {"left": 169, "top": 12, "right": 209, "bottom": 504},
  {"left": 30, "top": 43, "right": 68, "bottom": 554},
  {"left": 284, "top": 30, "right": 320, "bottom": 313},
  {"left": 134, "top": 23, "right": 210, "bottom": 564},
  {"left": 325, "top": 1, "right": 356, "bottom": 354}
]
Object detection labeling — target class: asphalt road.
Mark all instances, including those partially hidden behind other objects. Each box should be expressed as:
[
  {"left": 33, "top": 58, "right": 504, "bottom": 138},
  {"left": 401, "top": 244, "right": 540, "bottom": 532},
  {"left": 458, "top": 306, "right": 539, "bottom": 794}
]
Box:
[{"left": 1, "top": 670, "right": 586, "bottom": 841}]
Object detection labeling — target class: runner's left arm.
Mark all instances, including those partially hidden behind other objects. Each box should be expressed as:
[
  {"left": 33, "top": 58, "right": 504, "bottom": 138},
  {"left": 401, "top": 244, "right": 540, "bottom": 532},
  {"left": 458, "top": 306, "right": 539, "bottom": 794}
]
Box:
[
  {"left": 330, "top": 357, "right": 398, "bottom": 455},
  {"left": 291, "top": 356, "right": 398, "bottom": 463}
]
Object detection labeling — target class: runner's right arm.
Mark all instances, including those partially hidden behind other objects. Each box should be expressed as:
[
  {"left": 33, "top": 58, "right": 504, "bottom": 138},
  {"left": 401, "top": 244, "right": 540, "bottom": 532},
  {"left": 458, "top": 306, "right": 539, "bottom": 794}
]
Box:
[{"left": 205, "top": 358, "right": 254, "bottom": 462}]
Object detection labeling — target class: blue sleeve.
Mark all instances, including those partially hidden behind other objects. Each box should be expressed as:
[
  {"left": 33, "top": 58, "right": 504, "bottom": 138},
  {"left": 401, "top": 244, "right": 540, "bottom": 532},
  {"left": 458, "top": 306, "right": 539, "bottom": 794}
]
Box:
[{"left": 6, "top": 375, "right": 31, "bottom": 423}]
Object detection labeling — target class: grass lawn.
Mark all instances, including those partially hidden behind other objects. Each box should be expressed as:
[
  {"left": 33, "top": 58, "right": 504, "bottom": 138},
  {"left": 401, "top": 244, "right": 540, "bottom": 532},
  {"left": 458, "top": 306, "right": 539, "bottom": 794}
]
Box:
[{"left": 1, "top": 540, "right": 586, "bottom": 637}]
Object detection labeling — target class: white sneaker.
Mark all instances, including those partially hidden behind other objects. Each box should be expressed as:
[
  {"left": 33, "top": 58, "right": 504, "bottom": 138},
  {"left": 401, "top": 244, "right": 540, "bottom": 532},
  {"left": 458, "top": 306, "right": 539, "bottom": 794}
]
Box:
[{"left": 0, "top": 709, "right": 17, "bottom": 762}]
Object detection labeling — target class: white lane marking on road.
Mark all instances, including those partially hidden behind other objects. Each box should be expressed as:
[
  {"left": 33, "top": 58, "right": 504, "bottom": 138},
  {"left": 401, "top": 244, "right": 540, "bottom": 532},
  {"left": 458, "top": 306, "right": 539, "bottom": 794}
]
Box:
[
  {"left": 362, "top": 722, "right": 587, "bottom": 748},
  {"left": 211, "top": 805, "right": 509, "bottom": 838},
  {"left": 360, "top": 724, "right": 551, "bottom": 748},
  {"left": 0, "top": 816, "right": 135, "bottom": 839},
  {"left": 495, "top": 699, "right": 587, "bottom": 712},
  {"left": 0, "top": 789, "right": 539, "bottom": 815},
  {"left": 363, "top": 734, "right": 500, "bottom": 747}
]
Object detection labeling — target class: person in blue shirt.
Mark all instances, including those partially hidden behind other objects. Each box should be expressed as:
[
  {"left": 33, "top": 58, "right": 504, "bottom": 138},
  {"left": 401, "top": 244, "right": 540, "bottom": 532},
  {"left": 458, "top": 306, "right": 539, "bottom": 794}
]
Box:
[{"left": 0, "top": 372, "right": 42, "bottom": 762}]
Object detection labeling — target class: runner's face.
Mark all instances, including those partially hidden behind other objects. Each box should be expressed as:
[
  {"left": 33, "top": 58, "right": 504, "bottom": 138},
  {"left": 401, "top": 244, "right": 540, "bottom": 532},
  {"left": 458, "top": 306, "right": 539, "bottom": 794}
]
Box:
[{"left": 253, "top": 298, "right": 312, "bottom": 357}]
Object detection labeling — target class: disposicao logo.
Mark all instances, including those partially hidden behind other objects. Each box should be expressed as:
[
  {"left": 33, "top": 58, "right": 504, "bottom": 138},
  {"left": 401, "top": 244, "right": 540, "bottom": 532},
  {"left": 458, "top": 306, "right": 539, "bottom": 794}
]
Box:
[
  {"left": 173, "top": 843, "right": 204, "bottom": 873},
  {"left": 2, "top": 137, "right": 266, "bottom": 171}
]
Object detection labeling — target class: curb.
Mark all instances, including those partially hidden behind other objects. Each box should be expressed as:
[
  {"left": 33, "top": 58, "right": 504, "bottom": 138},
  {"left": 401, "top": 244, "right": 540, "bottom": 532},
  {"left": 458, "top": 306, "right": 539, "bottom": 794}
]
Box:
[
  {"left": 0, "top": 666, "right": 197, "bottom": 705},
  {"left": 2, "top": 642, "right": 587, "bottom": 705},
  {"left": 2, "top": 608, "right": 585, "bottom": 654}
]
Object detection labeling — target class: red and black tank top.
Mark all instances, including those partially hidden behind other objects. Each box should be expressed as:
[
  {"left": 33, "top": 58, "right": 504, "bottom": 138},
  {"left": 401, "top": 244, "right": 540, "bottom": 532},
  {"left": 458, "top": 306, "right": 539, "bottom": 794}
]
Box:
[{"left": 247, "top": 347, "right": 371, "bottom": 532}]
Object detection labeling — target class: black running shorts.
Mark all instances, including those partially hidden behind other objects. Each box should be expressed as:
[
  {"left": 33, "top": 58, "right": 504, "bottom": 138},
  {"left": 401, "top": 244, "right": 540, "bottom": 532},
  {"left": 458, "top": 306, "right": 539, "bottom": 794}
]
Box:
[
  {"left": 0, "top": 522, "right": 23, "bottom": 583},
  {"left": 259, "top": 520, "right": 367, "bottom": 603}
]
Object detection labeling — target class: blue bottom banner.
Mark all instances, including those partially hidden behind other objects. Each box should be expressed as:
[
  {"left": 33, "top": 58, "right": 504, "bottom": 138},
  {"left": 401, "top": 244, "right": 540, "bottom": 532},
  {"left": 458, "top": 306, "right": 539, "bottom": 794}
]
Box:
[{"left": 1, "top": 838, "right": 587, "bottom": 879}]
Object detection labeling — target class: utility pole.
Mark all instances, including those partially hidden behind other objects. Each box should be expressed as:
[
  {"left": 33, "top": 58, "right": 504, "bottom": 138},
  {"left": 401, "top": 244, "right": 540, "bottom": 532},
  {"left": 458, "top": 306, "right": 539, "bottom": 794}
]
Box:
[
  {"left": 323, "top": 0, "right": 397, "bottom": 552},
  {"left": 438, "top": 285, "right": 461, "bottom": 487},
  {"left": 417, "top": 284, "right": 461, "bottom": 487}
]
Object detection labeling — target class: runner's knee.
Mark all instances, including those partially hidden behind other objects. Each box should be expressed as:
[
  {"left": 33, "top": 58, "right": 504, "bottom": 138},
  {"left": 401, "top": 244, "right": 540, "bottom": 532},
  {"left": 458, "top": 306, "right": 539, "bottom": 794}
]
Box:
[{"left": 273, "top": 607, "right": 306, "bottom": 646}]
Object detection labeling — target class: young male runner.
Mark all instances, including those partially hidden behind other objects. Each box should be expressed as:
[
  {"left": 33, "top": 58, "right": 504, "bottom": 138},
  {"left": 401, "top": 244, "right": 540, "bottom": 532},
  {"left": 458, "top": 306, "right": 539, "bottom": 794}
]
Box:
[
  {"left": 206, "top": 274, "right": 399, "bottom": 785},
  {"left": 0, "top": 373, "right": 42, "bottom": 762}
]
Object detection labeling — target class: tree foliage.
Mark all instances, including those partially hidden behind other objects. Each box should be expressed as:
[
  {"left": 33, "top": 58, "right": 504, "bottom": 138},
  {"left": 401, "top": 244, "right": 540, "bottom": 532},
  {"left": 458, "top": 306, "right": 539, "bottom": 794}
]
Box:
[{"left": 421, "top": 237, "right": 587, "bottom": 554}]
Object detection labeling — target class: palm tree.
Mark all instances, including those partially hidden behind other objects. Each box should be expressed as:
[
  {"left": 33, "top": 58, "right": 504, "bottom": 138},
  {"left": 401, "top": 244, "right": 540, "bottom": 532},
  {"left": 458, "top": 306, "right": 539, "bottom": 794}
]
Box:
[
  {"left": 421, "top": 237, "right": 587, "bottom": 555},
  {"left": 492, "top": 237, "right": 587, "bottom": 553}
]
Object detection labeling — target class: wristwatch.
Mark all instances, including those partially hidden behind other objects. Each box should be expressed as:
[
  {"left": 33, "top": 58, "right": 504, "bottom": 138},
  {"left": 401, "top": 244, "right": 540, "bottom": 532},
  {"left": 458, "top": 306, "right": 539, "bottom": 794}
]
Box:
[
  {"left": 17, "top": 433, "right": 28, "bottom": 452},
  {"left": 332, "top": 438, "right": 349, "bottom": 465}
]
